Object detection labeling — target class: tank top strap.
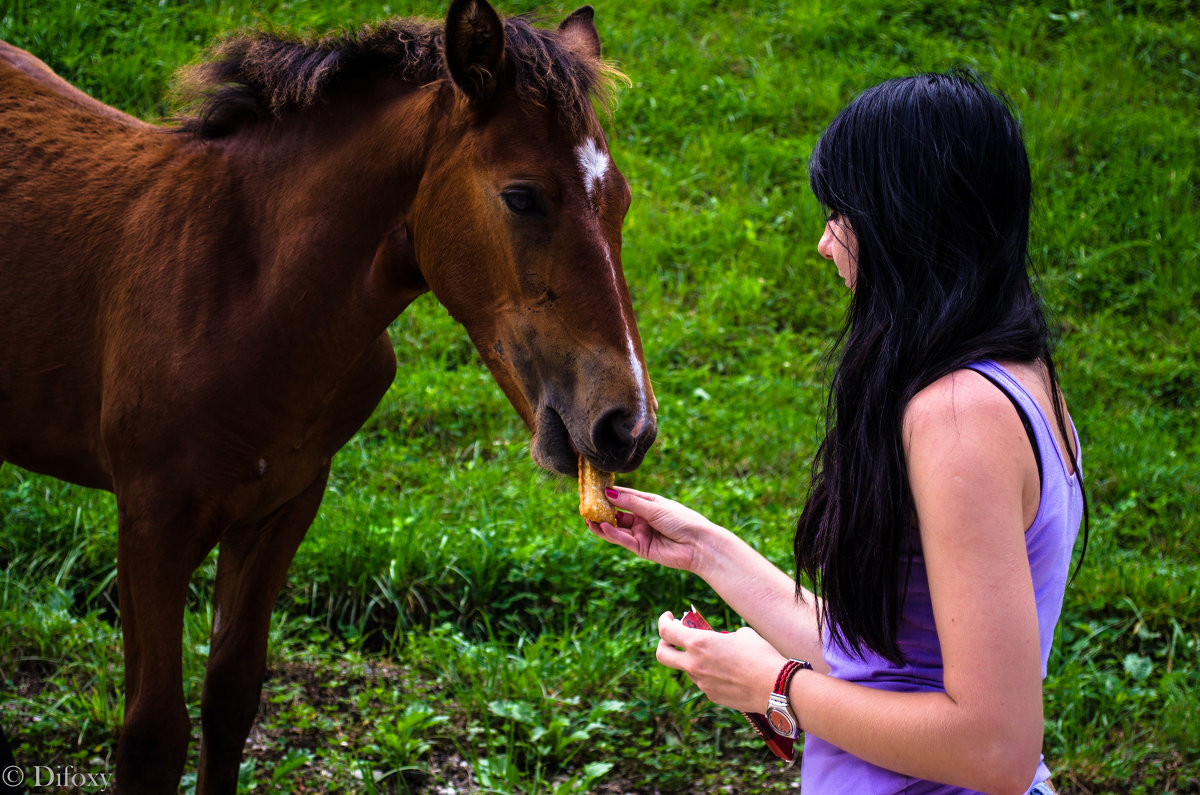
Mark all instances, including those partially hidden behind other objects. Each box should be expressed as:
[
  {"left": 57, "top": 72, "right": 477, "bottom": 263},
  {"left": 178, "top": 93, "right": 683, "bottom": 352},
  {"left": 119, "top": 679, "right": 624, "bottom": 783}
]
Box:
[{"left": 965, "top": 360, "right": 1078, "bottom": 483}]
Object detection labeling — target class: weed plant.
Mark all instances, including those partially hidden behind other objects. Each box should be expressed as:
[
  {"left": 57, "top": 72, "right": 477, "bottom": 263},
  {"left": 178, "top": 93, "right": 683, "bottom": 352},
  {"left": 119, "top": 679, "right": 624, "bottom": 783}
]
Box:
[{"left": 1, "top": 0, "right": 1197, "bottom": 792}]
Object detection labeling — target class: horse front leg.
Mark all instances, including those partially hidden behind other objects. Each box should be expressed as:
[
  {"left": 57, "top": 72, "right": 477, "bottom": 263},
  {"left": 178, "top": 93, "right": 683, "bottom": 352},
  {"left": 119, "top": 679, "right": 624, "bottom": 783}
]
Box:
[
  {"left": 114, "top": 496, "right": 222, "bottom": 795},
  {"left": 196, "top": 470, "right": 329, "bottom": 795}
]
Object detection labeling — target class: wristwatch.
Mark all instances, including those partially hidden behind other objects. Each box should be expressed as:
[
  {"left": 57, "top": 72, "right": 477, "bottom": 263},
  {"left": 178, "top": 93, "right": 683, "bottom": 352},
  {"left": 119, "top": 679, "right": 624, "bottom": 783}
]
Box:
[{"left": 765, "top": 658, "right": 812, "bottom": 739}]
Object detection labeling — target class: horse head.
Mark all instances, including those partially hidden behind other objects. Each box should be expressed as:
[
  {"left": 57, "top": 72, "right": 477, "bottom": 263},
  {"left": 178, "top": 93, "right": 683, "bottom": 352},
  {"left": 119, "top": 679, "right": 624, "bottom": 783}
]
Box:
[{"left": 409, "top": 0, "right": 656, "bottom": 476}]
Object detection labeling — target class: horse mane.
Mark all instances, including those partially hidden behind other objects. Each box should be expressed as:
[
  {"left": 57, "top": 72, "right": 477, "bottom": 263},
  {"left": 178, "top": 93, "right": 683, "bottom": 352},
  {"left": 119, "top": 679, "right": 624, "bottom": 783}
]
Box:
[{"left": 175, "top": 15, "right": 624, "bottom": 139}]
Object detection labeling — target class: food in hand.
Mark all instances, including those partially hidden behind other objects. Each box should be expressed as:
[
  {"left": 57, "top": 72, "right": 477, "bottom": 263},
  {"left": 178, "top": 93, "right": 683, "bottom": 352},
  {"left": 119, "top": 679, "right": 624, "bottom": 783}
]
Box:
[{"left": 578, "top": 455, "right": 616, "bottom": 524}]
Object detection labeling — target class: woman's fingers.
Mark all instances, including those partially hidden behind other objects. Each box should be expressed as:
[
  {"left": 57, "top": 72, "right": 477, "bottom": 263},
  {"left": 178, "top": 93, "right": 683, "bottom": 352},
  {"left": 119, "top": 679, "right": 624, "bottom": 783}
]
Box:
[
  {"left": 587, "top": 516, "right": 658, "bottom": 561},
  {"left": 607, "top": 488, "right": 692, "bottom": 532},
  {"left": 587, "top": 518, "right": 635, "bottom": 549},
  {"left": 656, "top": 637, "right": 686, "bottom": 669},
  {"left": 585, "top": 490, "right": 706, "bottom": 572},
  {"left": 658, "top": 610, "right": 678, "bottom": 635},
  {"left": 606, "top": 485, "right": 660, "bottom": 502},
  {"left": 584, "top": 488, "right": 657, "bottom": 534},
  {"left": 655, "top": 611, "right": 688, "bottom": 669}
]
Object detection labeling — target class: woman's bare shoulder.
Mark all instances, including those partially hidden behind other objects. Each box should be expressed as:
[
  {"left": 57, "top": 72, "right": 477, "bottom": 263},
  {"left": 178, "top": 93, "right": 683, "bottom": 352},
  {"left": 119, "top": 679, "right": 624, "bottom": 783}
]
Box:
[
  {"left": 903, "top": 368, "right": 1038, "bottom": 526},
  {"left": 902, "top": 368, "right": 1020, "bottom": 447}
]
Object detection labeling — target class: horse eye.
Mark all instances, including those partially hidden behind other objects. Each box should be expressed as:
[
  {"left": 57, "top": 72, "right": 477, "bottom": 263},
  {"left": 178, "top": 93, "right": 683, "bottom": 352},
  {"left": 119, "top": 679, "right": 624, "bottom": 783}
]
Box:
[{"left": 502, "top": 188, "right": 541, "bottom": 216}]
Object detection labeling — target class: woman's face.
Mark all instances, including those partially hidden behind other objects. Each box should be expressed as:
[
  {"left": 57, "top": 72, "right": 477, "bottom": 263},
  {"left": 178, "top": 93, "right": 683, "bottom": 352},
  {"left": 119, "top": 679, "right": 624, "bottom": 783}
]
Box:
[{"left": 818, "top": 217, "right": 858, "bottom": 291}]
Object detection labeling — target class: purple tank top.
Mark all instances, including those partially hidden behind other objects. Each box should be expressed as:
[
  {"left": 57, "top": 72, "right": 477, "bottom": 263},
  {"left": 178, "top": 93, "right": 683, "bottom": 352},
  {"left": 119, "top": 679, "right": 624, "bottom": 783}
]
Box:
[{"left": 799, "top": 361, "right": 1084, "bottom": 794}]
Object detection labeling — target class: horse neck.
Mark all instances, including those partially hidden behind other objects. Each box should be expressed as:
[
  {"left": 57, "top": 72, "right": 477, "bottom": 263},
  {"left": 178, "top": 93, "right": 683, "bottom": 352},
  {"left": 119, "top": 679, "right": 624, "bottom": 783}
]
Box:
[{"left": 228, "top": 86, "right": 443, "bottom": 343}]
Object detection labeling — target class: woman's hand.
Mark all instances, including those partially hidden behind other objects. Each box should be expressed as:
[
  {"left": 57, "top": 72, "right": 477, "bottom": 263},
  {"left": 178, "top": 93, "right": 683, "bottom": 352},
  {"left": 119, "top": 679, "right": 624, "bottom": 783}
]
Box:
[
  {"left": 585, "top": 487, "right": 721, "bottom": 574},
  {"left": 655, "top": 611, "right": 786, "bottom": 714}
]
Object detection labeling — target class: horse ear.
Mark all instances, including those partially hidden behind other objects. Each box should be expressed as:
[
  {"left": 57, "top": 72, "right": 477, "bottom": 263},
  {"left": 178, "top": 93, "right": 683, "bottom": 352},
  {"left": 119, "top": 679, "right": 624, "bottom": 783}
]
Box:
[
  {"left": 444, "top": 0, "right": 506, "bottom": 101},
  {"left": 557, "top": 6, "right": 601, "bottom": 60}
]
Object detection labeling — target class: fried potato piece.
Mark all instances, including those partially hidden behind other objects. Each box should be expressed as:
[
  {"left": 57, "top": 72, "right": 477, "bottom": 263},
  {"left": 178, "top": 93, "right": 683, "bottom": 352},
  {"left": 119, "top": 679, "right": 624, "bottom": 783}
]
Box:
[{"left": 578, "top": 455, "right": 616, "bottom": 524}]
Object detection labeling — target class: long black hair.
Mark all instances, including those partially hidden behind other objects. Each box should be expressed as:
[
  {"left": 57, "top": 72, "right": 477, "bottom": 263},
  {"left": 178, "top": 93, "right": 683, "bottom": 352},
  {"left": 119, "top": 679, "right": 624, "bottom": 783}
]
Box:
[{"left": 797, "top": 69, "right": 1087, "bottom": 665}]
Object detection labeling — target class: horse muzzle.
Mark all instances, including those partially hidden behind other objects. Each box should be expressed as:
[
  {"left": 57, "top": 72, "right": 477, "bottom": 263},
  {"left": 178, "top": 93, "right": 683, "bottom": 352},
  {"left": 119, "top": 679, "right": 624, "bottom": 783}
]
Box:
[{"left": 530, "top": 401, "right": 656, "bottom": 477}]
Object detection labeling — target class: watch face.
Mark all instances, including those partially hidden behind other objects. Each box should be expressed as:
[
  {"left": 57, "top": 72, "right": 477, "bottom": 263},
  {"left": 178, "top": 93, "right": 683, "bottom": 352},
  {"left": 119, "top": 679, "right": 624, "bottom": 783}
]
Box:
[{"left": 768, "top": 709, "right": 794, "bottom": 736}]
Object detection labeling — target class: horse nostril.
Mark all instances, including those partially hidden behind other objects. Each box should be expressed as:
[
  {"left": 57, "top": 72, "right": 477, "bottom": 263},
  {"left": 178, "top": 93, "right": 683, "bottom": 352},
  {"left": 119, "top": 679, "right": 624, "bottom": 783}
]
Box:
[{"left": 591, "top": 406, "right": 655, "bottom": 464}]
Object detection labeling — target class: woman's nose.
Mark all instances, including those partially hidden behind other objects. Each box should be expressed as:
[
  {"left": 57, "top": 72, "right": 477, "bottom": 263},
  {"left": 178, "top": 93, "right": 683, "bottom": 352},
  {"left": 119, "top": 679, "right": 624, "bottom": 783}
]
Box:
[{"left": 817, "top": 223, "right": 835, "bottom": 260}]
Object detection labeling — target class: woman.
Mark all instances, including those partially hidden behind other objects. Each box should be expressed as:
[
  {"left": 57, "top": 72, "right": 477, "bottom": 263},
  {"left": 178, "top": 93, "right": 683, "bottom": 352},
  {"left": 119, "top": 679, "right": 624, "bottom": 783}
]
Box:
[{"left": 588, "top": 70, "right": 1087, "bottom": 795}]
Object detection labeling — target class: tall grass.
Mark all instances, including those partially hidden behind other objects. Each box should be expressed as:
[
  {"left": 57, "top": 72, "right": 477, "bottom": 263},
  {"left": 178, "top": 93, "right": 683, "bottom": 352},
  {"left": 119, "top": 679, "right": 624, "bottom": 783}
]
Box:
[{"left": 2, "top": 0, "right": 1197, "bottom": 792}]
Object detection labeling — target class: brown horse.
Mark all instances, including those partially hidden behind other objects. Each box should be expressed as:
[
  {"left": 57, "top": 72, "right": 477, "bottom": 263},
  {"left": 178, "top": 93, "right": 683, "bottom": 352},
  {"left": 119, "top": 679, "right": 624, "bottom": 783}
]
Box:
[{"left": 0, "top": 0, "right": 656, "bottom": 790}]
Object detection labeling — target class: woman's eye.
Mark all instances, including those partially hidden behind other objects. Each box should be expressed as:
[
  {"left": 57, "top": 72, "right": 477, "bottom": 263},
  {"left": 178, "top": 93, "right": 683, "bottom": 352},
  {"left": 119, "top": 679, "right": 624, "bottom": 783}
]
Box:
[{"left": 502, "top": 189, "right": 541, "bottom": 216}]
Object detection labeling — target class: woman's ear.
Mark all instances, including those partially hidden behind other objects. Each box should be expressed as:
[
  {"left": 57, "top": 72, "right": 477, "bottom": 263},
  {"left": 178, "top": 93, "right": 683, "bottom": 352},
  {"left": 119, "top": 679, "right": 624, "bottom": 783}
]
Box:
[{"left": 444, "top": 0, "right": 505, "bottom": 101}]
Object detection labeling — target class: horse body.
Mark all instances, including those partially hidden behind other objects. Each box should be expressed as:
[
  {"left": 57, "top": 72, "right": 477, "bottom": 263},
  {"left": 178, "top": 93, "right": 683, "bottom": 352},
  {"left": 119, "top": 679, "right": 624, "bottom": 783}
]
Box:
[
  {"left": 0, "top": 2, "right": 655, "bottom": 791},
  {"left": 2, "top": 44, "right": 401, "bottom": 502}
]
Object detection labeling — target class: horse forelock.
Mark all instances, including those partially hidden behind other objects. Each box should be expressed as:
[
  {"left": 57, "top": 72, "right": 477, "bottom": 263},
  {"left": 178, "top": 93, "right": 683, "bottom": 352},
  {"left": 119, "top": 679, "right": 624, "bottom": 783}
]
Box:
[{"left": 175, "top": 15, "right": 624, "bottom": 140}]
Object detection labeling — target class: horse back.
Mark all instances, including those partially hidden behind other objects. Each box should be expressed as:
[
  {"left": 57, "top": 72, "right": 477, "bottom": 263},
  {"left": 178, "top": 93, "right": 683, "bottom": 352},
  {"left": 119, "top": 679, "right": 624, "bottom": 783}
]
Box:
[
  {"left": 0, "top": 40, "right": 145, "bottom": 129},
  {"left": 0, "top": 40, "right": 159, "bottom": 250}
]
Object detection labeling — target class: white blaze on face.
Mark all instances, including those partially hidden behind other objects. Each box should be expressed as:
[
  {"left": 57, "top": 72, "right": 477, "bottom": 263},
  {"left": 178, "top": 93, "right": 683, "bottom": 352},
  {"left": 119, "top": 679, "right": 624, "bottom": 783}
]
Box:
[
  {"left": 574, "top": 137, "right": 650, "bottom": 423},
  {"left": 602, "top": 245, "right": 649, "bottom": 423},
  {"left": 576, "top": 137, "right": 610, "bottom": 202}
]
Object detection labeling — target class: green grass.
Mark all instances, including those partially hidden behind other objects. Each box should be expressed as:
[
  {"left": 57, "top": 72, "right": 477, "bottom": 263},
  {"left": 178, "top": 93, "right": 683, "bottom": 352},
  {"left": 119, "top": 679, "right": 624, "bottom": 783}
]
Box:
[{"left": 2, "top": 0, "right": 1198, "bottom": 792}]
